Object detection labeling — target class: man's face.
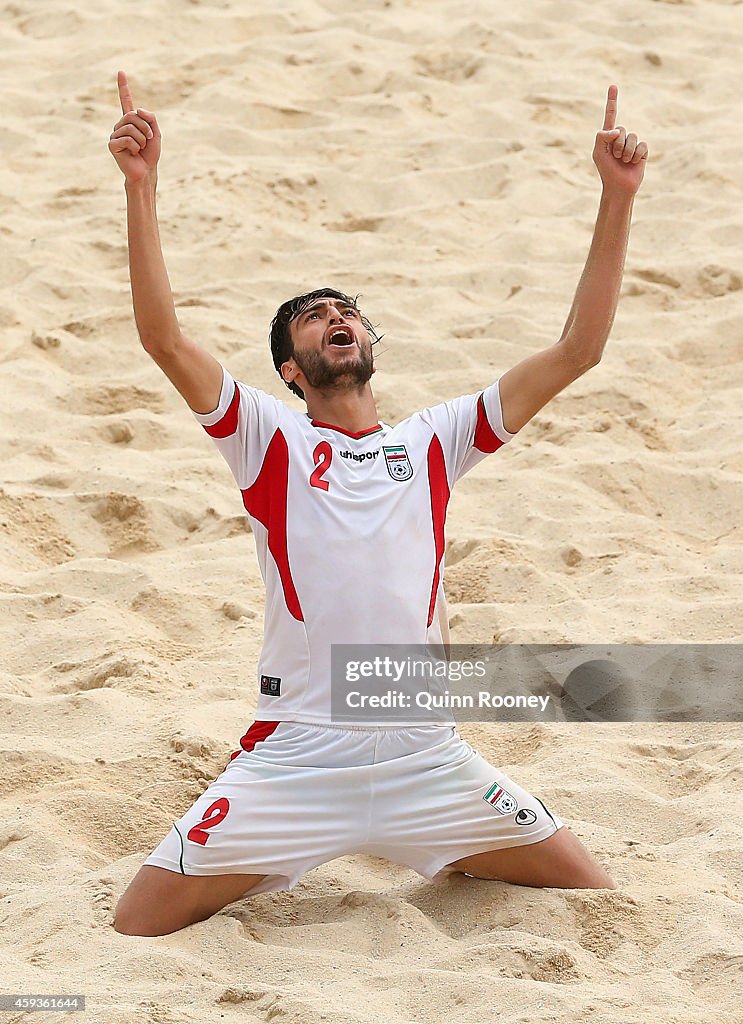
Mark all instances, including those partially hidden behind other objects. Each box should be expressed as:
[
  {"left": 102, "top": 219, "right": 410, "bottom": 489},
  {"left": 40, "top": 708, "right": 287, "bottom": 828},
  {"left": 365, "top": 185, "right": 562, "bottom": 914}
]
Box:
[{"left": 285, "top": 297, "right": 374, "bottom": 394}]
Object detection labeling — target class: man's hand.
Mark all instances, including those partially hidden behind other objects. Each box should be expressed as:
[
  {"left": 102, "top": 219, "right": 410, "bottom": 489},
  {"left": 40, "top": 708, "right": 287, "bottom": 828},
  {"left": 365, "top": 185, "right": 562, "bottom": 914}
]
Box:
[
  {"left": 593, "top": 84, "right": 648, "bottom": 196},
  {"left": 108, "top": 70, "right": 161, "bottom": 185}
]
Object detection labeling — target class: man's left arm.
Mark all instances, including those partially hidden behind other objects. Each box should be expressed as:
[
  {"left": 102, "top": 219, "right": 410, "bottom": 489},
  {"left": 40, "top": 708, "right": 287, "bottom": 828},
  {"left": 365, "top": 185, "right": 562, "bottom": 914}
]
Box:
[{"left": 498, "top": 84, "right": 649, "bottom": 436}]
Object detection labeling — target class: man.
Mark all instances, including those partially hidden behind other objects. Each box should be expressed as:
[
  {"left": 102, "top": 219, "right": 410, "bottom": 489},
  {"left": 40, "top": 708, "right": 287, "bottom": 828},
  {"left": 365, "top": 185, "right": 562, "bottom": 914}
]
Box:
[{"left": 109, "top": 71, "right": 647, "bottom": 937}]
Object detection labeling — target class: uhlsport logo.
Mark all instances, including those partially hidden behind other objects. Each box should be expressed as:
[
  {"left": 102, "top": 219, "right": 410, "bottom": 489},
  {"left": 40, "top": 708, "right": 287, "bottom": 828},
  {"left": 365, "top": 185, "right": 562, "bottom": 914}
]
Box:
[
  {"left": 383, "top": 444, "right": 413, "bottom": 481},
  {"left": 515, "top": 808, "right": 537, "bottom": 826},
  {"left": 483, "top": 782, "right": 518, "bottom": 815},
  {"left": 340, "top": 449, "right": 379, "bottom": 463}
]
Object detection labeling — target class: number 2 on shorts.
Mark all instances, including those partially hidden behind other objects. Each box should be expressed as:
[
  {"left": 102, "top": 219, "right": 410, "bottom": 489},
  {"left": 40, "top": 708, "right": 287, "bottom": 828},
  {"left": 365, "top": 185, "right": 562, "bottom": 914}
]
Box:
[{"left": 187, "top": 797, "right": 230, "bottom": 846}]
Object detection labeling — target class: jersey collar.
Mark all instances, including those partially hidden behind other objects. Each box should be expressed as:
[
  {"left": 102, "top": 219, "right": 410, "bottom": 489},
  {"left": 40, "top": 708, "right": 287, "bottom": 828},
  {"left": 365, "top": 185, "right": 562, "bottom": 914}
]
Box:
[{"left": 309, "top": 418, "right": 383, "bottom": 440}]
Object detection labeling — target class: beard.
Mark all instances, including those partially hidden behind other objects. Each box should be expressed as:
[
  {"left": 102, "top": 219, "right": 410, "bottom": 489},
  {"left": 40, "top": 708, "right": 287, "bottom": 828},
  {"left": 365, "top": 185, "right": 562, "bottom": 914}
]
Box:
[{"left": 292, "top": 343, "right": 374, "bottom": 393}]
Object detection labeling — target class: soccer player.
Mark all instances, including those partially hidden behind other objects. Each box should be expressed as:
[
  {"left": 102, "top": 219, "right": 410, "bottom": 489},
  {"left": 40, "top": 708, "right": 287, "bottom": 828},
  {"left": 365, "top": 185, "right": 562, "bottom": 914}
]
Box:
[{"left": 109, "top": 72, "right": 647, "bottom": 936}]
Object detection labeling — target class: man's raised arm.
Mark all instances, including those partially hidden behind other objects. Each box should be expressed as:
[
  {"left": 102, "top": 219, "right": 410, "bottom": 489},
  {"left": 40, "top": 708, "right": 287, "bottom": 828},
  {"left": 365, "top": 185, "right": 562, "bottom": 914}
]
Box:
[
  {"left": 108, "top": 70, "right": 223, "bottom": 415},
  {"left": 498, "top": 84, "right": 649, "bottom": 435}
]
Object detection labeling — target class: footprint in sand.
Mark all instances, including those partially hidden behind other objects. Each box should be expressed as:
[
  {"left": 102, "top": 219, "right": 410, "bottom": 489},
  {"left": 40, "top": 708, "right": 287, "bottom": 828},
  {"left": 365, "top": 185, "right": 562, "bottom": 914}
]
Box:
[
  {"left": 83, "top": 491, "right": 158, "bottom": 556},
  {"left": 697, "top": 263, "right": 742, "bottom": 298},
  {"left": 413, "top": 49, "right": 483, "bottom": 83},
  {"left": 51, "top": 652, "right": 150, "bottom": 694},
  {"left": 67, "top": 382, "right": 164, "bottom": 416},
  {"left": 0, "top": 489, "right": 76, "bottom": 565},
  {"left": 327, "top": 213, "right": 385, "bottom": 233},
  {"left": 566, "top": 890, "right": 640, "bottom": 959},
  {"left": 169, "top": 732, "right": 215, "bottom": 758}
]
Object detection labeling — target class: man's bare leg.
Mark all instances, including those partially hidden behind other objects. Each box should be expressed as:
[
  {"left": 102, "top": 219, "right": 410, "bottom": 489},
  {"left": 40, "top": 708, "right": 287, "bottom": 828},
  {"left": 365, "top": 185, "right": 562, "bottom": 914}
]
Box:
[
  {"left": 446, "top": 826, "right": 616, "bottom": 889},
  {"left": 113, "top": 865, "right": 268, "bottom": 936}
]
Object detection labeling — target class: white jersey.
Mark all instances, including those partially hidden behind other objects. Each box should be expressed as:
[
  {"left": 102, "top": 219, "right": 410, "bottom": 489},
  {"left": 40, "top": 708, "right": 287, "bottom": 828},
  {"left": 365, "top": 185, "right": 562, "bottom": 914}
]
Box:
[{"left": 191, "top": 364, "right": 516, "bottom": 726}]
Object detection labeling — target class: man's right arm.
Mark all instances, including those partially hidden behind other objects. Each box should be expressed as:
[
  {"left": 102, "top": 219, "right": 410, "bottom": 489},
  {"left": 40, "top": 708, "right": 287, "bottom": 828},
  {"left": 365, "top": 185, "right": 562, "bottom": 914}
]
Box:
[
  {"left": 124, "top": 176, "right": 222, "bottom": 415},
  {"left": 110, "top": 71, "right": 222, "bottom": 415}
]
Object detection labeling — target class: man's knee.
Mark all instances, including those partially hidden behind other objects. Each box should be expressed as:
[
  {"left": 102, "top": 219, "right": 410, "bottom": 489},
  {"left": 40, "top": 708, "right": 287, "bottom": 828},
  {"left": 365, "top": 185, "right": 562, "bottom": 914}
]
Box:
[
  {"left": 449, "top": 826, "right": 618, "bottom": 890},
  {"left": 112, "top": 903, "right": 178, "bottom": 937},
  {"left": 112, "top": 864, "right": 267, "bottom": 937},
  {"left": 112, "top": 909, "right": 166, "bottom": 937},
  {"left": 112, "top": 891, "right": 188, "bottom": 937}
]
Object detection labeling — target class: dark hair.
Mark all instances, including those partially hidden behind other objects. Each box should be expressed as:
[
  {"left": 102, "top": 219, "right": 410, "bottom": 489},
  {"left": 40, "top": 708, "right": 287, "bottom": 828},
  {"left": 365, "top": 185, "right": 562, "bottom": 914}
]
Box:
[{"left": 268, "top": 287, "right": 384, "bottom": 400}]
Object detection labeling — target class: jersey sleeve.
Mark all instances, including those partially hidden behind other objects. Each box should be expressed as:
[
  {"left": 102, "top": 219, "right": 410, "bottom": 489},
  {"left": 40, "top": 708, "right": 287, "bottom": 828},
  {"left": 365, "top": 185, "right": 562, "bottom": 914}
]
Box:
[
  {"left": 419, "top": 378, "right": 516, "bottom": 485},
  {"left": 188, "top": 363, "right": 282, "bottom": 489}
]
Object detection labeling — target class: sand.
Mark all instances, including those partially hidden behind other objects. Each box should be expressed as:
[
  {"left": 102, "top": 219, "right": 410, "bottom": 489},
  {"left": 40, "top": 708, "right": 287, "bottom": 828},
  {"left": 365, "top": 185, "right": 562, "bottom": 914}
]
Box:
[{"left": 1, "top": 0, "right": 741, "bottom": 1021}]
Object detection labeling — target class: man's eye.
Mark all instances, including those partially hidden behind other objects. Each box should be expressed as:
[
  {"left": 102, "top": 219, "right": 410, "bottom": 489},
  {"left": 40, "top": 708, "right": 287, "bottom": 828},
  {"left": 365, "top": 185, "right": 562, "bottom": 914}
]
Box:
[{"left": 308, "top": 308, "right": 357, "bottom": 319}]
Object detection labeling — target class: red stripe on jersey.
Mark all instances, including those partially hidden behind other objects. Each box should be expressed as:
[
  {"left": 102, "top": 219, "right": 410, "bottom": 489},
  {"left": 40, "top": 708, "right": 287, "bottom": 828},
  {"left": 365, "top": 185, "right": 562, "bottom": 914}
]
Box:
[
  {"left": 239, "top": 720, "right": 281, "bottom": 752},
  {"left": 203, "top": 380, "right": 240, "bottom": 438},
  {"left": 225, "top": 720, "right": 281, "bottom": 768},
  {"left": 241, "top": 429, "right": 304, "bottom": 621},
  {"left": 474, "top": 393, "right": 505, "bottom": 453},
  {"left": 426, "top": 434, "right": 450, "bottom": 628}
]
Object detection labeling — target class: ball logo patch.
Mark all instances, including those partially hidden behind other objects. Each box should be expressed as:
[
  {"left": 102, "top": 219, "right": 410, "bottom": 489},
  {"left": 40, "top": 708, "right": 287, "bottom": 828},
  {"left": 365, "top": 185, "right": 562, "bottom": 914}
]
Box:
[{"left": 483, "top": 782, "right": 518, "bottom": 815}]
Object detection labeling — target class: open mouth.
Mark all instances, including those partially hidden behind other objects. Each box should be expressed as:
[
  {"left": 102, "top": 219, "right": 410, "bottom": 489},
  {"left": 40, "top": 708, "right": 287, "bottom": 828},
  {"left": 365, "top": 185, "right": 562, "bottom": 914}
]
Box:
[{"left": 326, "top": 326, "right": 356, "bottom": 348}]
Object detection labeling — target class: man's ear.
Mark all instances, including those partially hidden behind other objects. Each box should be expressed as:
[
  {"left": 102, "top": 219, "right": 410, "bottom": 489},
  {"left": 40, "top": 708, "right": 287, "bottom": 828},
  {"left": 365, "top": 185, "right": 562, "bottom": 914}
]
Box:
[{"left": 281, "top": 358, "right": 298, "bottom": 385}]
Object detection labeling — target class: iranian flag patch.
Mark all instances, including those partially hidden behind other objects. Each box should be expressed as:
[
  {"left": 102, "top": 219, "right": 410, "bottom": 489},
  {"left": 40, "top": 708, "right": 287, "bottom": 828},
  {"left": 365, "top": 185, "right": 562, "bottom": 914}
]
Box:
[
  {"left": 383, "top": 444, "right": 413, "bottom": 481},
  {"left": 483, "top": 782, "right": 518, "bottom": 815}
]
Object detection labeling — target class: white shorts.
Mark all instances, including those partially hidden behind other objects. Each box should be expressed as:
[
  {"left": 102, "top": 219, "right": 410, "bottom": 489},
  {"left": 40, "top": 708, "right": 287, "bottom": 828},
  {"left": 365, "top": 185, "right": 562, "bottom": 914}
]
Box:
[{"left": 144, "top": 721, "right": 565, "bottom": 896}]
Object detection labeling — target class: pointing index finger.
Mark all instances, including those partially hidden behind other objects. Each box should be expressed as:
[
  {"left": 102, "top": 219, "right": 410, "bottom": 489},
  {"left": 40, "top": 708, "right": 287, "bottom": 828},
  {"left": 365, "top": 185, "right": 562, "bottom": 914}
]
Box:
[
  {"left": 603, "top": 83, "right": 618, "bottom": 130},
  {"left": 118, "top": 69, "right": 135, "bottom": 115}
]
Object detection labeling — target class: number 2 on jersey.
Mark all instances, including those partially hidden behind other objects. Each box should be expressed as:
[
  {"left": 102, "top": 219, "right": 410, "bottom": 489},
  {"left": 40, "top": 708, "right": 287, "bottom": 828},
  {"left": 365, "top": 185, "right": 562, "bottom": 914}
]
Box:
[{"left": 310, "top": 441, "right": 332, "bottom": 491}]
